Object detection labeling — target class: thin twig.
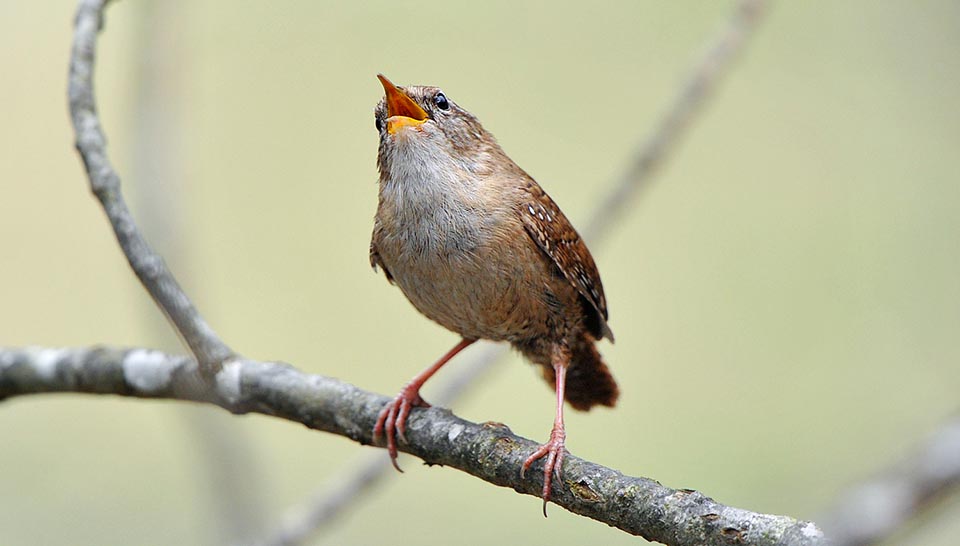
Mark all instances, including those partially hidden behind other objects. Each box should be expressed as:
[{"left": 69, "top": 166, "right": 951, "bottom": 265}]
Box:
[
  {"left": 68, "top": 0, "right": 233, "bottom": 374},
  {"left": 0, "top": 346, "right": 826, "bottom": 546},
  {"left": 820, "top": 415, "right": 960, "bottom": 546},
  {"left": 267, "top": 0, "right": 772, "bottom": 542}
]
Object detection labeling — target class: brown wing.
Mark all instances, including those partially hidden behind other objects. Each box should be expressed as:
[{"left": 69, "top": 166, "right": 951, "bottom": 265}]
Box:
[{"left": 519, "top": 180, "right": 614, "bottom": 342}]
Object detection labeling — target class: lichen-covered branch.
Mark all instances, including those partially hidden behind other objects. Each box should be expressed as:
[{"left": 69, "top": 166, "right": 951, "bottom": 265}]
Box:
[
  {"left": 0, "top": 346, "right": 825, "bottom": 546},
  {"left": 68, "top": 0, "right": 233, "bottom": 373}
]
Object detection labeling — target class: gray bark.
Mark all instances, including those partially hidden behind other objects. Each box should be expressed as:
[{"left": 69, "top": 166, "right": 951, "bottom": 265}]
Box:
[{"left": 0, "top": 346, "right": 825, "bottom": 546}]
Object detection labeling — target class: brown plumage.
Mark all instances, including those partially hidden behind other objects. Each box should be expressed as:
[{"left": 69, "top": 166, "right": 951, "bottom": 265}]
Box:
[{"left": 369, "top": 75, "right": 618, "bottom": 511}]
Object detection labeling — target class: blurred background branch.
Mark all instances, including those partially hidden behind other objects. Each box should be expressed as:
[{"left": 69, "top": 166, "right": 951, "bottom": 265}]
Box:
[
  {"left": 821, "top": 413, "right": 960, "bottom": 546},
  {"left": 582, "top": 0, "right": 767, "bottom": 241}
]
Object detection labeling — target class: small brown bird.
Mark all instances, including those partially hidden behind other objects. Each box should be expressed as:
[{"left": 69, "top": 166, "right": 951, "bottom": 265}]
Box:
[{"left": 370, "top": 74, "right": 618, "bottom": 511}]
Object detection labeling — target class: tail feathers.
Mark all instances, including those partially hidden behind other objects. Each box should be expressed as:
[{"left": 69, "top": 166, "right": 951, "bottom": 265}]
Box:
[{"left": 537, "top": 335, "right": 619, "bottom": 411}]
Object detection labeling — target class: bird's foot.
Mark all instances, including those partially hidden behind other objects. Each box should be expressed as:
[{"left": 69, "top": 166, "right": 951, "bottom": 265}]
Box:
[
  {"left": 373, "top": 384, "right": 430, "bottom": 472},
  {"left": 521, "top": 425, "right": 567, "bottom": 516}
]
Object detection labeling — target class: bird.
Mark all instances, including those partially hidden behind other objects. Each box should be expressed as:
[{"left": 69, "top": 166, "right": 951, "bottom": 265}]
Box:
[{"left": 369, "top": 74, "right": 618, "bottom": 512}]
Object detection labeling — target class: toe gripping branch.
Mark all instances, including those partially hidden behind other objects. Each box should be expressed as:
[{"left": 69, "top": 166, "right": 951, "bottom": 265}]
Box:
[{"left": 373, "top": 339, "right": 476, "bottom": 471}]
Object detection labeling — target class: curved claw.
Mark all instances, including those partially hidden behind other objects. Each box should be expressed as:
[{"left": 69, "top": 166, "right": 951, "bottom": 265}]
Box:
[
  {"left": 371, "top": 340, "right": 475, "bottom": 474},
  {"left": 373, "top": 386, "right": 429, "bottom": 472},
  {"left": 521, "top": 428, "right": 567, "bottom": 516}
]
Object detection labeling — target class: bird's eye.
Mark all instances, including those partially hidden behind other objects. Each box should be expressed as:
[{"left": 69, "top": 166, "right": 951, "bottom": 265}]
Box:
[
  {"left": 434, "top": 92, "right": 449, "bottom": 110},
  {"left": 375, "top": 116, "right": 383, "bottom": 132}
]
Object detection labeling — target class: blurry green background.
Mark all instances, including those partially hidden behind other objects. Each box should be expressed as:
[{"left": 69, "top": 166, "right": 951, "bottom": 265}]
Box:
[{"left": 2, "top": 1, "right": 959, "bottom": 545}]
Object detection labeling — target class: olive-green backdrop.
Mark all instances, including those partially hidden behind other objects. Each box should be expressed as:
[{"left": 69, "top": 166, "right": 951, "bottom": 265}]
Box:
[{"left": 2, "top": 1, "right": 958, "bottom": 545}]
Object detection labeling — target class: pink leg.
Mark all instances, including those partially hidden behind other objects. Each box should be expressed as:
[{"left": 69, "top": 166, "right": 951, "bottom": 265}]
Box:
[
  {"left": 374, "top": 338, "right": 476, "bottom": 471},
  {"left": 521, "top": 355, "right": 569, "bottom": 516}
]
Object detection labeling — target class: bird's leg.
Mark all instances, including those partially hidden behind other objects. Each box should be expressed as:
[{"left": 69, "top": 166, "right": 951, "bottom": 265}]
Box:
[
  {"left": 374, "top": 338, "right": 476, "bottom": 471},
  {"left": 521, "top": 348, "right": 569, "bottom": 516}
]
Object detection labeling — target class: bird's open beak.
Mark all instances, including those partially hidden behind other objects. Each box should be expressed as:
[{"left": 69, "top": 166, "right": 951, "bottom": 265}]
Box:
[{"left": 378, "top": 74, "right": 428, "bottom": 134}]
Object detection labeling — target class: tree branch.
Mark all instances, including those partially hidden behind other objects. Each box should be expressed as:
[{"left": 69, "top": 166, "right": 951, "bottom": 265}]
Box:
[
  {"left": 68, "top": 0, "right": 233, "bottom": 373},
  {"left": 0, "top": 346, "right": 825, "bottom": 546}
]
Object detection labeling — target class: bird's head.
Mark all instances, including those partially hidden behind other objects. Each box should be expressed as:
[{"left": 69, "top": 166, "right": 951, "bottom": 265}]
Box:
[{"left": 374, "top": 74, "right": 504, "bottom": 180}]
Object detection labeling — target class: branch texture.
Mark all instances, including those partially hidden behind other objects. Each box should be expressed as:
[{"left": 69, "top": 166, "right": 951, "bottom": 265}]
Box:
[
  {"left": 68, "top": 0, "right": 232, "bottom": 372},
  {"left": 264, "top": 343, "right": 506, "bottom": 546},
  {"left": 0, "top": 346, "right": 825, "bottom": 546}
]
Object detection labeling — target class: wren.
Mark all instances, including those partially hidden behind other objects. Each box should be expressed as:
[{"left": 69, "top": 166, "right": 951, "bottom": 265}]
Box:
[{"left": 370, "top": 74, "right": 618, "bottom": 512}]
